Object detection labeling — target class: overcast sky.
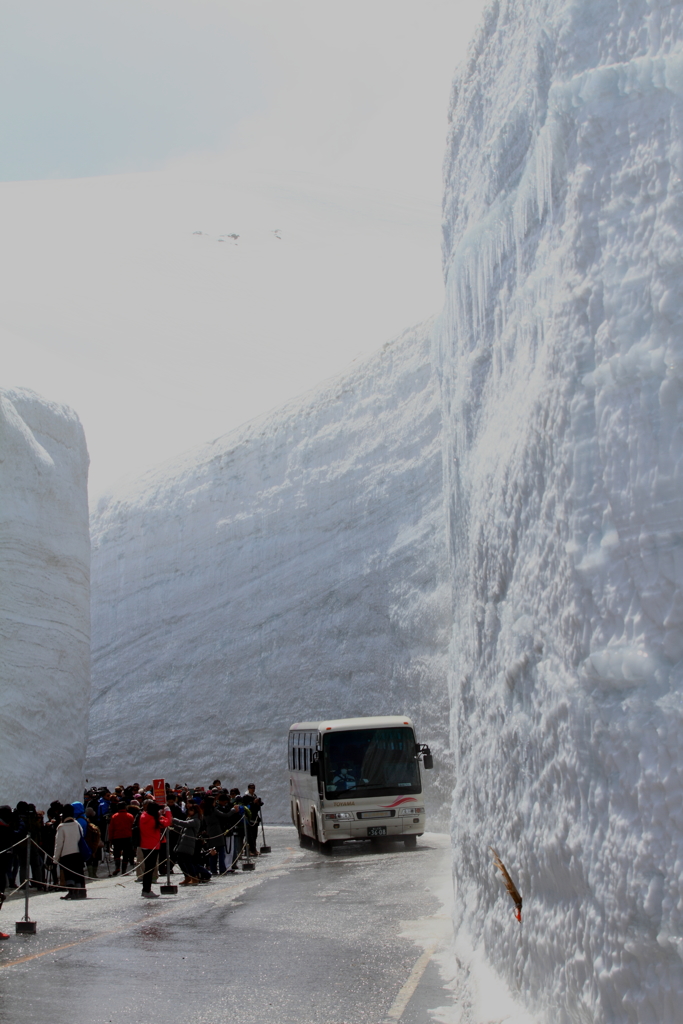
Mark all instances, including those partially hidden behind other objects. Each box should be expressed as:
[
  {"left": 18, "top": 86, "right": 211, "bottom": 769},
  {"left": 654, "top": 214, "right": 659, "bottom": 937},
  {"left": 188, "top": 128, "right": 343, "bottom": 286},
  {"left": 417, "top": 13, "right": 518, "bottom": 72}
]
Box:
[{"left": 0, "top": 1, "right": 488, "bottom": 498}]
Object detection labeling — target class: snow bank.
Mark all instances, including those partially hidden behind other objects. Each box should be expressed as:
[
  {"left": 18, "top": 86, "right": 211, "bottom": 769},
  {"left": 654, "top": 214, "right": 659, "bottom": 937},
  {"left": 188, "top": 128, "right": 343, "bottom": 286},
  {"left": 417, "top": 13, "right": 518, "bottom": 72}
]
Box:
[
  {"left": 87, "top": 323, "right": 452, "bottom": 826},
  {"left": 0, "top": 388, "right": 90, "bottom": 807},
  {"left": 438, "top": 0, "right": 683, "bottom": 1019}
]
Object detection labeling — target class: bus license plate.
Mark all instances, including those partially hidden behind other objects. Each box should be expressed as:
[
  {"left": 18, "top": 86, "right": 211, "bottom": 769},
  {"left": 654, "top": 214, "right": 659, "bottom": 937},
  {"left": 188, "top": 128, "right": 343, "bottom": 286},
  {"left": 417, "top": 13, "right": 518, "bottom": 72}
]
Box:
[{"left": 367, "top": 826, "right": 387, "bottom": 837}]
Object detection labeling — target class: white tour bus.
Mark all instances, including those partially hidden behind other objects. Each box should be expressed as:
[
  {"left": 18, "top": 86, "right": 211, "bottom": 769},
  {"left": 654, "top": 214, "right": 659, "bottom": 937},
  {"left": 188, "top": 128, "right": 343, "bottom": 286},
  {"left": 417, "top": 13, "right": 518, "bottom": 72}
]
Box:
[{"left": 288, "top": 715, "right": 434, "bottom": 850}]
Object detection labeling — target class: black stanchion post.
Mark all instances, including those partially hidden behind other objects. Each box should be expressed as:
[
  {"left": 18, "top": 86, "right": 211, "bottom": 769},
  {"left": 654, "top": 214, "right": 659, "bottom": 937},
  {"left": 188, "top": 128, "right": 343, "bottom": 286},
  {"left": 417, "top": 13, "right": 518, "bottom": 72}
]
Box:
[
  {"left": 160, "top": 827, "right": 177, "bottom": 895},
  {"left": 260, "top": 818, "right": 271, "bottom": 854},
  {"left": 16, "top": 837, "right": 37, "bottom": 935}
]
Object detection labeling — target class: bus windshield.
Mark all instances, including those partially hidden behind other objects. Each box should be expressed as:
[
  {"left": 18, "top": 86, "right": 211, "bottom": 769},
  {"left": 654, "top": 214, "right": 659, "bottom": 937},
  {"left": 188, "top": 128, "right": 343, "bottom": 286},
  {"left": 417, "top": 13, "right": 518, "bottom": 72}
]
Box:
[{"left": 322, "top": 727, "right": 420, "bottom": 799}]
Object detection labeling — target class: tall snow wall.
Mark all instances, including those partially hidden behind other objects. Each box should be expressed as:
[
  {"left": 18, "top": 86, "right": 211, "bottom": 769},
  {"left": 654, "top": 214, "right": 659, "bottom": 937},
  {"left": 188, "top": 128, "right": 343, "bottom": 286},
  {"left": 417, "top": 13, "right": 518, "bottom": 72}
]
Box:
[
  {"left": 439, "top": 0, "right": 683, "bottom": 1020},
  {"left": 87, "top": 323, "right": 452, "bottom": 826},
  {"left": 0, "top": 387, "right": 90, "bottom": 807}
]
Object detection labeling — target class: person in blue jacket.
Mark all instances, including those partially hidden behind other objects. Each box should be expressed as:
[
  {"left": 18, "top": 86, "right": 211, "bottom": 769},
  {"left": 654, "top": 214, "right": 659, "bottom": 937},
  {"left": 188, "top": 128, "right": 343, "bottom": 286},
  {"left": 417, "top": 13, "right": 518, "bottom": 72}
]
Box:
[{"left": 70, "top": 801, "right": 88, "bottom": 837}]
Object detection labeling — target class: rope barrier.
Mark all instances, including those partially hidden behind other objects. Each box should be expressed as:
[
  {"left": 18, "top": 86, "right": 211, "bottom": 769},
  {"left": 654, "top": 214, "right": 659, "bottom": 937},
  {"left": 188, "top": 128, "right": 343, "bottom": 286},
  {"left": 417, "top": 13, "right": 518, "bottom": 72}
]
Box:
[
  {"left": 168, "top": 815, "right": 247, "bottom": 841},
  {"left": 29, "top": 836, "right": 148, "bottom": 885},
  {"left": 0, "top": 832, "right": 34, "bottom": 854},
  {"left": 27, "top": 823, "right": 251, "bottom": 887},
  {"left": 0, "top": 811, "right": 262, "bottom": 938},
  {"left": 1, "top": 880, "right": 28, "bottom": 900},
  {"left": 4, "top": 815, "right": 256, "bottom": 894},
  {"left": 3, "top": 833, "right": 254, "bottom": 903}
]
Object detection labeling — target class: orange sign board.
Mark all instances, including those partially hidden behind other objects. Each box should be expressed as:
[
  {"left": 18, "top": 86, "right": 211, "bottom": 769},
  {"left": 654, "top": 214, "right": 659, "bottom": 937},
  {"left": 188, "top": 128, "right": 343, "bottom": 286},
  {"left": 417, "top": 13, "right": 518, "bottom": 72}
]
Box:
[{"left": 153, "top": 778, "right": 166, "bottom": 804}]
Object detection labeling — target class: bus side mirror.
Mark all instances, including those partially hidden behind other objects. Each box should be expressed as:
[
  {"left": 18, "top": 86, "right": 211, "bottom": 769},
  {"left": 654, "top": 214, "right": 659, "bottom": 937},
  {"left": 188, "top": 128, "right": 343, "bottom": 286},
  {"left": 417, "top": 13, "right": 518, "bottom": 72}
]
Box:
[
  {"left": 417, "top": 743, "right": 434, "bottom": 769},
  {"left": 310, "top": 752, "right": 320, "bottom": 777}
]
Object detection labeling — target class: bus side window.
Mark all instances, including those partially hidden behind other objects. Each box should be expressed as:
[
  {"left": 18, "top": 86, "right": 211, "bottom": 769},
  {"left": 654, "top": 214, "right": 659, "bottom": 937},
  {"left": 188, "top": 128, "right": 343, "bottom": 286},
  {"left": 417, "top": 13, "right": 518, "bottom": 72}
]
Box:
[{"left": 297, "top": 746, "right": 301, "bottom": 772}]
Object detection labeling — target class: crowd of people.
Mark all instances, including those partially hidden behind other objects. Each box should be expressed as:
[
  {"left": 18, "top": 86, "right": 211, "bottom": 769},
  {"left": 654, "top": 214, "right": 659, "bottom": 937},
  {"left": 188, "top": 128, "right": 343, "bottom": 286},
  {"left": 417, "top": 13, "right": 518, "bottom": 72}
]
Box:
[{"left": 0, "top": 780, "right": 264, "bottom": 939}]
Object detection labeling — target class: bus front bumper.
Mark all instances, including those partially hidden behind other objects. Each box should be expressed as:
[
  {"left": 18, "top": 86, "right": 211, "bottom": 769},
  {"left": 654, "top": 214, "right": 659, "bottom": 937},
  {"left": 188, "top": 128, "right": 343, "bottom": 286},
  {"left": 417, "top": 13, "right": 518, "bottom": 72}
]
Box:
[{"left": 323, "top": 817, "right": 424, "bottom": 841}]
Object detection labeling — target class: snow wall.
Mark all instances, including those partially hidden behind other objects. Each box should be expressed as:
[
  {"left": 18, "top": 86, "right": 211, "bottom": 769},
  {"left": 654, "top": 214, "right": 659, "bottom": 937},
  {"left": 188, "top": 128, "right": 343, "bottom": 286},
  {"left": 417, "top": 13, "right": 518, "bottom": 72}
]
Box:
[
  {"left": 438, "top": 0, "right": 683, "bottom": 1020},
  {"left": 0, "top": 388, "right": 90, "bottom": 808},
  {"left": 87, "top": 323, "right": 453, "bottom": 828}
]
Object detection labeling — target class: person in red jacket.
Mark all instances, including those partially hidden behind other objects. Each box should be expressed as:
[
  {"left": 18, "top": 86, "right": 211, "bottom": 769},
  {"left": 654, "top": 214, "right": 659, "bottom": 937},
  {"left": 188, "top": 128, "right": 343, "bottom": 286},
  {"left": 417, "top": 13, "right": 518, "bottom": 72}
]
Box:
[
  {"left": 108, "top": 805, "right": 135, "bottom": 876},
  {"left": 138, "top": 801, "right": 172, "bottom": 898}
]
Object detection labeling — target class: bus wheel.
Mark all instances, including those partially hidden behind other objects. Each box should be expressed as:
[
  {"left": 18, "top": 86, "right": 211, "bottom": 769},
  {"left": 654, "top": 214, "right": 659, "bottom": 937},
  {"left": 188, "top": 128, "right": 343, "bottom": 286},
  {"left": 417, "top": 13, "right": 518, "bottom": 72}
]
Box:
[
  {"left": 403, "top": 835, "right": 417, "bottom": 849},
  {"left": 319, "top": 840, "right": 333, "bottom": 855},
  {"left": 310, "top": 812, "right": 321, "bottom": 851}
]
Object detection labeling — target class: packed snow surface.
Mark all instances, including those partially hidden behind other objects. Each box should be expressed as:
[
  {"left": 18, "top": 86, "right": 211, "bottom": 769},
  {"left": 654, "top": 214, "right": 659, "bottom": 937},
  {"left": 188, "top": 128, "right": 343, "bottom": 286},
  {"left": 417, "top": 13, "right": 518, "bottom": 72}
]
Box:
[
  {"left": 437, "top": 0, "right": 683, "bottom": 1020},
  {"left": 0, "top": 388, "right": 90, "bottom": 807},
  {"left": 87, "top": 323, "right": 452, "bottom": 827}
]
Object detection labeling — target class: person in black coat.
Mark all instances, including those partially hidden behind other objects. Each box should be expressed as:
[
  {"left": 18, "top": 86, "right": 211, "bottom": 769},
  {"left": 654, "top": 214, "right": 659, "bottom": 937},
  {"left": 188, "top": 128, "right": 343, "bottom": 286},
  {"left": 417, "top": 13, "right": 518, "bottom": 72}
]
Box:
[
  {"left": 202, "top": 796, "right": 235, "bottom": 875},
  {"left": 41, "top": 802, "right": 63, "bottom": 889},
  {"left": 174, "top": 805, "right": 210, "bottom": 884},
  {"left": 165, "top": 793, "right": 186, "bottom": 874},
  {"left": 0, "top": 805, "right": 21, "bottom": 939},
  {"left": 241, "top": 785, "right": 263, "bottom": 857}
]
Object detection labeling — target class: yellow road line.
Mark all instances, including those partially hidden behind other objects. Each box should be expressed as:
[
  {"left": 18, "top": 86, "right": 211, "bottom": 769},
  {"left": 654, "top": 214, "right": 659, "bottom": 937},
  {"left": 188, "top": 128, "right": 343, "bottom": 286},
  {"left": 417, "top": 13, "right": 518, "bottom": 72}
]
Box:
[{"left": 384, "top": 943, "right": 438, "bottom": 1021}]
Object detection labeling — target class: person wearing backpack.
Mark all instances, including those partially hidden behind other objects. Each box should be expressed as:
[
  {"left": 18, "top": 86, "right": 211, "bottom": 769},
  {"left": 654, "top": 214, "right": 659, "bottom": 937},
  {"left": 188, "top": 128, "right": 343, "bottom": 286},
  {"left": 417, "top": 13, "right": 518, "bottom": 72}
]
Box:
[{"left": 52, "top": 807, "right": 87, "bottom": 899}]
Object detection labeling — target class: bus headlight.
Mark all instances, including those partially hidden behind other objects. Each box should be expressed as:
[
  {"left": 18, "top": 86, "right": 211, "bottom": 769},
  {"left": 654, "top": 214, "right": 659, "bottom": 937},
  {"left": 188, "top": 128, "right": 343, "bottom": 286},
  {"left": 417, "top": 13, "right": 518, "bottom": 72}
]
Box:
[
  {"left": 398, "top": 806, "right": 424, "bottom": 816},
  {"left": 324, "top": 812, "right": 354, "bottom": 820}
]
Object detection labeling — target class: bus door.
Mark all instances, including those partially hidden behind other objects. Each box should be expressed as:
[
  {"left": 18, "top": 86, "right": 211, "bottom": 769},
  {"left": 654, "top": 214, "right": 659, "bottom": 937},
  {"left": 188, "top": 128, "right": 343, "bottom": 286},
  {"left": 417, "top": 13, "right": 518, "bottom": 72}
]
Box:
[{"left": 311, "top": 736, "right": 324, "bottom": 799}]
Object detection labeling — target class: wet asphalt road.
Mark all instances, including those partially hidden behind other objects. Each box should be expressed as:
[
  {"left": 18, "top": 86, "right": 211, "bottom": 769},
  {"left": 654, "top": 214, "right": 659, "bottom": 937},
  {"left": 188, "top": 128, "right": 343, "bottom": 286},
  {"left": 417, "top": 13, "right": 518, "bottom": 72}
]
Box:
[{"left": 0, "top": 828, "right": 454, "bottom": 1024}]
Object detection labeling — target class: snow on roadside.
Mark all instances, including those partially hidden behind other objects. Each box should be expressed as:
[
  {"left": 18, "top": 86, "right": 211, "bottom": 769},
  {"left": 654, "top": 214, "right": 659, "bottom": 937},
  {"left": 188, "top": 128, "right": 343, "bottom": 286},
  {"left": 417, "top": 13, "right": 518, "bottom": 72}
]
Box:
[{"left": 397, "top": 834, "right": 538, "bottom": 1024}]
